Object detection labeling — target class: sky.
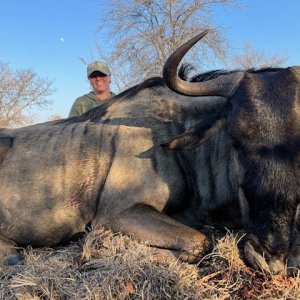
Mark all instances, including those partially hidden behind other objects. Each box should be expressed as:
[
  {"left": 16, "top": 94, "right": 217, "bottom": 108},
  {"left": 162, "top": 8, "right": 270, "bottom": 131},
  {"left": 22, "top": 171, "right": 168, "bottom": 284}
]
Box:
[{"left": 0, "top": 0, "right": 299, "bottom": 123}]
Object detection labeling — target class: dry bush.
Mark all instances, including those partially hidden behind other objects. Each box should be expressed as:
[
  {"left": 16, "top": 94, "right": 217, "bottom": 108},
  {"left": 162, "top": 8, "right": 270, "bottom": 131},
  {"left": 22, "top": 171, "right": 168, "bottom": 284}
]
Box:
[
  {"left": 94, "top": 0, "right": 240, "bottom": 91},
  {"left": 0, "top": 61, "right": 54, "bottom": 128},
  {"left": 228, "top": 42, "right": 288, "bottom": 70},
  {"left": 1, "top": 229, "right": 300, "bottom": 299}
]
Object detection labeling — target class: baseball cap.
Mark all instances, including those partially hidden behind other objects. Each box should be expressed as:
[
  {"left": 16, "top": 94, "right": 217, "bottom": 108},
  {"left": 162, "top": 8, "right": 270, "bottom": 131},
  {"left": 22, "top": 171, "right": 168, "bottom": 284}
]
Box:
[{"left": 87, "top": 61, "right": 111, "bottom": 78}]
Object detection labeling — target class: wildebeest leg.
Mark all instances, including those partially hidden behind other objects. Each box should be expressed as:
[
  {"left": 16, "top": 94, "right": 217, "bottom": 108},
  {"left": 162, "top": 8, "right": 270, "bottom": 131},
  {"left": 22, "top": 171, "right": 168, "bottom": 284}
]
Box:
[
  {"left": 107, "top": 204, "right": 212, "bottom": 263},
  {"left": 0, "top": 235, "right": 22, "bottom": 265}
]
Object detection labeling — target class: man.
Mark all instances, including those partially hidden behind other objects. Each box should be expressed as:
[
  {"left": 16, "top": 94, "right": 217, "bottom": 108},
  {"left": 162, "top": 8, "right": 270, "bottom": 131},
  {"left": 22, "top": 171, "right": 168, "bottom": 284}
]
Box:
[{"left": 68, "top": 61, "right": 115, "bottom": 117}]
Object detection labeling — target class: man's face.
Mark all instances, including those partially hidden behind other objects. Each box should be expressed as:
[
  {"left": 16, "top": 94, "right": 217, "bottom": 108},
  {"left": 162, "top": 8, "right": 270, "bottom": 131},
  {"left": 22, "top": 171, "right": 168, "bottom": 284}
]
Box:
[{"left": 89, "top": 71, "right": 111, "bottom": 93}]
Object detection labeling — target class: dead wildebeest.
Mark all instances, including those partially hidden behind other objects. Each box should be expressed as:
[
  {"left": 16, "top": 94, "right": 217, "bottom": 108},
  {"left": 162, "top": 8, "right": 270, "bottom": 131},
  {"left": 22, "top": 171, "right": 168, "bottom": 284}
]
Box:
[{"left": 0, "top": 31, "right": 299, "bottom": 275}]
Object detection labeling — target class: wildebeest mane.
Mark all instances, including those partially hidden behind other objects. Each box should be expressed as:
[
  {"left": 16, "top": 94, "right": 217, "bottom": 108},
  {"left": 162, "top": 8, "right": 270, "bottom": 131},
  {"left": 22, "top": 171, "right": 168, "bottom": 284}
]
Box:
[
  {"left": 179, "top": 63, "right": 285, "bottom": 83},
  {"left": 196, "top": 68, "right": 285, "bottom": 81}
]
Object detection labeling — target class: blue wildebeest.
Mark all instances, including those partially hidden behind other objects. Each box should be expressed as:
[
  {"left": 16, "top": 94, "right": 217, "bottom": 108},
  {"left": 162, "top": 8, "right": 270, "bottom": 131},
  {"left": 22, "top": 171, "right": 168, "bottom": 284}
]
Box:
[{"left": 0, "top": 31, "right": 299, "bottom": 275}]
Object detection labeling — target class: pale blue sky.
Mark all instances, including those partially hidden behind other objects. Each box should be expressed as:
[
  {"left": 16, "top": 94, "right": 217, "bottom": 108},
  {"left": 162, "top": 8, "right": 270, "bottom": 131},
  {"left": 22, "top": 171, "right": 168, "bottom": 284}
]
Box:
[{"left": 0, "top": 0, "right": 299, "bottom": 122}]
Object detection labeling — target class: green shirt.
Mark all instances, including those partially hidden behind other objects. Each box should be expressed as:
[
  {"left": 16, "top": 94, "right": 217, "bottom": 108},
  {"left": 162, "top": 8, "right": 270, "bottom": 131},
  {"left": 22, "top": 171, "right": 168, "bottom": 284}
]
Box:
[{"left": 68, "top": 91, "right": 115, "bottom": 117}]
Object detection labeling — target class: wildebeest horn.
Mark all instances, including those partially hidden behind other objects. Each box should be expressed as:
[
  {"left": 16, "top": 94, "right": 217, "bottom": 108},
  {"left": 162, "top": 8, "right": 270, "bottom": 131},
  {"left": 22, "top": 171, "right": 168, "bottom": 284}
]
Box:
[{"left": 163, "top": 30, "right": 244, "bottom": 98}]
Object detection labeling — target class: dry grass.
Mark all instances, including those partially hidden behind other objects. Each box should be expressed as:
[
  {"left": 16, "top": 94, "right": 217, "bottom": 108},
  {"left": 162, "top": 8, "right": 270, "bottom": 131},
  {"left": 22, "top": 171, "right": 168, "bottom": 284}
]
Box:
[{"left": 1, "top": 228, "right": 300, "bottom": 300}]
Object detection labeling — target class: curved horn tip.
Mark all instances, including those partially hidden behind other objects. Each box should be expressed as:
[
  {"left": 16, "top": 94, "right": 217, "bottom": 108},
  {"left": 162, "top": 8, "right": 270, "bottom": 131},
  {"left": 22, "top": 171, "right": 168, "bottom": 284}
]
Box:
[{"left": 199, "top": 29, "right": 210, "bottom": 37}]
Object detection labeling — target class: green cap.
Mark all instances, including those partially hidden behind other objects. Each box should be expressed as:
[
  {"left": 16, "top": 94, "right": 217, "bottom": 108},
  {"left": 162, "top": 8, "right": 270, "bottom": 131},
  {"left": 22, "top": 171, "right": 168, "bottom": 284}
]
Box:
[{"left": 87, "top": 61, "right": 111, "bottom": 78}]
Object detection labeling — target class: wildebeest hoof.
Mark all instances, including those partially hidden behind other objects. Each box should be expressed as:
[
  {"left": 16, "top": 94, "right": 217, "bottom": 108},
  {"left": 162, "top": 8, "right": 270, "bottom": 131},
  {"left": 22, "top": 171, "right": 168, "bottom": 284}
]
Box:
[
  {"left": 287, "top": 241, "right": 300, "bottom": 276},
  {"left": 180, "top": 237, "right": 212, "bottom": 263},
  {"left": 244, "top": 240, "right": 271, "bottom": 273},
  {"left": 244, "top": 239, "right": 285, "bottom": 275},
  {"left": 287, "top": 257, "right": 300, "bottom": 277},
  {"left": 179, "top": 251, "right": 199, "bottom": 263},
  {"left": 3, "top": 253, "right": 23, "bottom": 266}
]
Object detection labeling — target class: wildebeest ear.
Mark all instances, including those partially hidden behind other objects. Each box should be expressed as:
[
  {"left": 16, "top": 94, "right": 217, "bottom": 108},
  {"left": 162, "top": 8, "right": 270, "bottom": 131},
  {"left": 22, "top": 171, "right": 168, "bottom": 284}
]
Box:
[{"left": 161, "top": 117, "right": 226, "bottom": 150}]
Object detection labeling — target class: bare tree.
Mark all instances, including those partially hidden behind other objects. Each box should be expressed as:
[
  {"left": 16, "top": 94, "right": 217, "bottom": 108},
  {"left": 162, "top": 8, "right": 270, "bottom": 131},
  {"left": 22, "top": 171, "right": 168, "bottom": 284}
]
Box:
[
  {"left": 95, "top": 0, "right": 240, "bottom": 91},
  {"left": 48, "top": 114, "right": 64, "bottom": 122},
  {"left": 229, "top": 42, "right": 288, "bottom": 70},
  {"left": 0, "top": 62, "right": 54, "bottom": 128}
]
